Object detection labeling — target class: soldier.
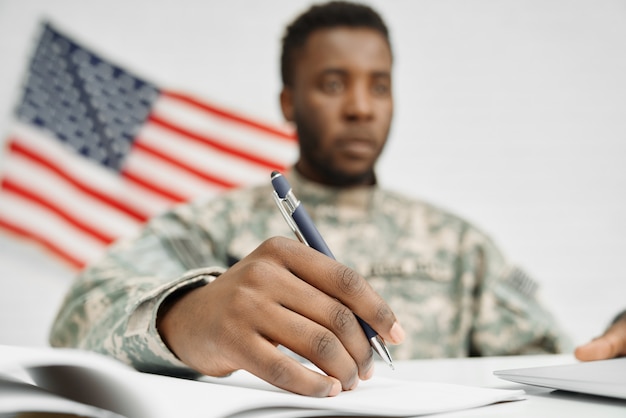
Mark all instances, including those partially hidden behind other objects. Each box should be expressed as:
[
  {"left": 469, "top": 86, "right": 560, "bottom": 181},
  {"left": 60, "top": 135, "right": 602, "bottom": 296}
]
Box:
[{"left": 49, "top": 1, "right": 596, "bottom": 398}]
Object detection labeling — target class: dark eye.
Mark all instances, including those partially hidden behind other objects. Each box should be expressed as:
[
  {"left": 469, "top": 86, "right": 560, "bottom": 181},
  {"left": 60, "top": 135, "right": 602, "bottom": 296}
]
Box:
[
  {"left": 371, "top": 81, "right": 390, "bottom": 96},
  {"left": 321, "top": 78, "right": 344, "bottom": 94}
]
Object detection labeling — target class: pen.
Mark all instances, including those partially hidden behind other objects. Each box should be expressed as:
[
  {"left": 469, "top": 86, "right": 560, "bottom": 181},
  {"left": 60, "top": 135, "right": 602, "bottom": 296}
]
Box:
[{"left": 270, "top": 170, "right": 394, "bottom": 370}]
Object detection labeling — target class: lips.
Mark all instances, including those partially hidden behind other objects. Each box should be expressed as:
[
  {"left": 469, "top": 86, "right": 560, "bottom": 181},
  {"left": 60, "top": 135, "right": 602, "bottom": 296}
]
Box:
[
  {"left": 336, "top": 137, "right": 377, "bottom": 158},
  {"left": 336, "top": 129, "right": 377, "bottom": 158}
]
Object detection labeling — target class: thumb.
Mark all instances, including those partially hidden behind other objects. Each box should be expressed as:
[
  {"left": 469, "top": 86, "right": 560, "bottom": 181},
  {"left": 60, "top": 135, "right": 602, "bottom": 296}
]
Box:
[{"left": 575, "top": 318, "right": 626, "bottom": 361}]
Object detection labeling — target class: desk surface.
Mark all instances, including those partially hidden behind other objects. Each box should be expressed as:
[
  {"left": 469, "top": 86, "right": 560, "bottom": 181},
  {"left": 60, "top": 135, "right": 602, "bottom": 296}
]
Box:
[
  {"left": 4, "top": 345, "right": 624, "bottom": 417},
  {"left": 375, "top": 354, "right": 626, "bottom": 417}
]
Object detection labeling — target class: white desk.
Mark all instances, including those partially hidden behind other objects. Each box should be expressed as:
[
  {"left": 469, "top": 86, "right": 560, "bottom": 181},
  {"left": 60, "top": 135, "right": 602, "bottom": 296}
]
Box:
[
  {"left": 376, "top": 354, "right": 626, "bottom": 417},
  {"left": 3, "top": 345, "right": 625, "bottom": 417}
]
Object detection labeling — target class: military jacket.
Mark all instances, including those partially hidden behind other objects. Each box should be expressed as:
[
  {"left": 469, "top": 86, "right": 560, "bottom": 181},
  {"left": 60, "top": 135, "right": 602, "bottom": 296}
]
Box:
[{"left": 50, "top": 170, "right": 571, "bottom": 376}]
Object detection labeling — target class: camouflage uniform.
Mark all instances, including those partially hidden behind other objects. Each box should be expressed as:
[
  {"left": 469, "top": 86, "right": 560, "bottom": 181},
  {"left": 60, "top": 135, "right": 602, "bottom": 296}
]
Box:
[{"left": 50, "top": 170, "right": 571, "bottom": 376}]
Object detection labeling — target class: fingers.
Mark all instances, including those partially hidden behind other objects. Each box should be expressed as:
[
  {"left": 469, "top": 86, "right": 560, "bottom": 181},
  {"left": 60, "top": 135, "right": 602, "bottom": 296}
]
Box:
[
  {"left": 159, "top": 236, "right": 405, "bottom": 396},
  {"left": 273, "top": 275, "right": 374, "bottom": 382},
  {"left": 203, "top": 268, "right": 364, "bottom": 394},
  {"left": 574, "top": 319, "right": 626, "bottom": 361},
  {"left": 235, "top": 335, "right": 343, "bottom": 397},
  {"left": 258, "top": 237, "right": 405, "bottom": 346},
  {"left": 226, "top": 256, "right": 373, "bottom": 387}
]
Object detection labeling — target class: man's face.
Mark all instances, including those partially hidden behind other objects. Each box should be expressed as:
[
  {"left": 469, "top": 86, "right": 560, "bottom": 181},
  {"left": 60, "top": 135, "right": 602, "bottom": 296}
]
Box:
[{"left": 281, "top": 27, "right": 393, "bottom": 187}]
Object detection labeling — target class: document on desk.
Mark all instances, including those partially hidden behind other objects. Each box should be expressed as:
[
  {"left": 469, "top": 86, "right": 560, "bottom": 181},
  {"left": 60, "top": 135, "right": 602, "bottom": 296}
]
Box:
[{"left": 0, "top": 344, "right": 525, "bottom": 418}]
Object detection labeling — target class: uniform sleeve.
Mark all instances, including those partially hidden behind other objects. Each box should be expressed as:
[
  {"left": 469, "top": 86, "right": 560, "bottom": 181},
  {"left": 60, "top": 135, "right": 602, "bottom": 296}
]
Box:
[
  {"left": 465, "top": 229, "right": 573, "bottom": 356},
  {"left": 49, "top": 203, "right": 228, "bottom": 377}
]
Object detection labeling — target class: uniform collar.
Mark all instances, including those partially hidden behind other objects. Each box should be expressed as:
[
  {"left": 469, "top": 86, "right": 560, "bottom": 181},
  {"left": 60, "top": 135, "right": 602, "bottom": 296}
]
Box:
[{"left": 284, "top": 168, "right": 380, "bottom": 217}]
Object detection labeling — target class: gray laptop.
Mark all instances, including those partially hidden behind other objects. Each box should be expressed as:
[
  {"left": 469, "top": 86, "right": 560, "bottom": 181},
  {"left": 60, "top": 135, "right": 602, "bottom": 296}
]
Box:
[{"left": 494, "top": 357, "right": 626, "bottom": 400}]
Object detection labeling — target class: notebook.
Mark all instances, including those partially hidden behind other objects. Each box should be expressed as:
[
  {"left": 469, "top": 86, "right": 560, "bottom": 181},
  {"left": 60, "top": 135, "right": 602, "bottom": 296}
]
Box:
[
  {"left": 1, "top": 344, "right": 526, "bottom": 418},
  {"left": 494, "top": 357, "right": 626, "bottom": 400}
]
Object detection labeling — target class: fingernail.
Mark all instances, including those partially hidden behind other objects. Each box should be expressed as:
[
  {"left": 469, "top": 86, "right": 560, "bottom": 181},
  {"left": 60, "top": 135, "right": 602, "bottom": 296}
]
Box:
[
  {"left": 363, "top": 363, "right": 375, "bottom": 380},
  {"left": 389, "top": 321, "right": 406, "bottom": 344},
  {"left": 328, "top": 379, "right": 342, "bottom": 397}
]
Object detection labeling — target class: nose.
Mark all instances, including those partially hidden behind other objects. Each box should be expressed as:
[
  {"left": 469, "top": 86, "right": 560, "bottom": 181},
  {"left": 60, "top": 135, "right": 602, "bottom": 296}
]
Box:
[{"left": 344, "top": 83, "right": 374, "bottom": 121}]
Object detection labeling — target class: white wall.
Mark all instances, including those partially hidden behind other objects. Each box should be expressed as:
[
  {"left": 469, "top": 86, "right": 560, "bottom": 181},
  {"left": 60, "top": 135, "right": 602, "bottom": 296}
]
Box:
[{"left": 0, "top": 0, "right": 624, "bottom": 349}]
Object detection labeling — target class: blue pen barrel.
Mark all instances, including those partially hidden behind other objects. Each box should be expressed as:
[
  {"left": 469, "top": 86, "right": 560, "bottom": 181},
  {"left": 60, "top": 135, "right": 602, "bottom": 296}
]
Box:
[
  {"left": 271, "top": 171, "right": 290, "bottom": 197},
  {"left": 291, "top": 205, "right": 334, "bottom": 258},
  {"left": 357, "top": 317, "right": 378, "bottom": 339},
  {"left": 271, "top": 171, "right": 385, "bottom": 357},
  {"left": 291, "top": 202, "right": 379, "bottom": 341},
  {"left": 272, "top": 171, "right": 335, "bottom": 258}
]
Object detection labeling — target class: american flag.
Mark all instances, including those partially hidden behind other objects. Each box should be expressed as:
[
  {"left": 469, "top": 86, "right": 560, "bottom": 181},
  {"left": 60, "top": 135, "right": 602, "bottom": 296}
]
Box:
[{"left": 0, "top": 22, "right": 298, "bottom": 270}]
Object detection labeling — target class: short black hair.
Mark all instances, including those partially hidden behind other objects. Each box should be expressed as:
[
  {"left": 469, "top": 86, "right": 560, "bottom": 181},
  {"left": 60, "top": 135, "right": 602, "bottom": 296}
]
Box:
[{"left": 280, "top": 1, "right": 391, "bottom": 87}]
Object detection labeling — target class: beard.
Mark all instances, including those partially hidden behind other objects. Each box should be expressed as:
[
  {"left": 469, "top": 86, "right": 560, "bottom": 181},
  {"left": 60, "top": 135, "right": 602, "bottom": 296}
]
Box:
[{"left": 294, "top": 112, "right": 379, "bottom": 188}]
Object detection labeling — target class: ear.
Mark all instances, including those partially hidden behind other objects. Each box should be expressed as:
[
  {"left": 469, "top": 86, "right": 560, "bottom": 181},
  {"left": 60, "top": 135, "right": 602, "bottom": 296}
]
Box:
[{"left": 280, "top": 87, "right": 294, "bottom": 122}]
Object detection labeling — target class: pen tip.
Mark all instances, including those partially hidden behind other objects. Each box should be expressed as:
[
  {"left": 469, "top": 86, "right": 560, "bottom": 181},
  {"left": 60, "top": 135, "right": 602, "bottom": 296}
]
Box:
[{"left": 271, "top": 170, "right": 281, "bottom": 179}]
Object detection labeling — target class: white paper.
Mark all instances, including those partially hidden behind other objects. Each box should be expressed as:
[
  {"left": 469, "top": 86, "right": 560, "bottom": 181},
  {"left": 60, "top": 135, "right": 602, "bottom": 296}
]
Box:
[{"left": 0, "top": 344, "right": 525, "bottom": 418}]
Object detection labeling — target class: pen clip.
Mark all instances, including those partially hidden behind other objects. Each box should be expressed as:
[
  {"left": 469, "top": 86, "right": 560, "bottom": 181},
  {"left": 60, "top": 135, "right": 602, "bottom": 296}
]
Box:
[{"left": 272, "top": 190, "right": 309, "bottom": 246}]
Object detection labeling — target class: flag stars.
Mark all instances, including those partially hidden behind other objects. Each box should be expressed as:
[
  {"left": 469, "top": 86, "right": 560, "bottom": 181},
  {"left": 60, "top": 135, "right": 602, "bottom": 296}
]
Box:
[{"left": 15, "top": 24, "right": 159, "bottom": 171}]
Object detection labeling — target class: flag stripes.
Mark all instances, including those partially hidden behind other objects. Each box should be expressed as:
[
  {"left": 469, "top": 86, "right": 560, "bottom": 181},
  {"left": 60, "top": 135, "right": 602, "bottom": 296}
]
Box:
[{"left": 0, "top": 22, "right": 298, "bottom": 270}]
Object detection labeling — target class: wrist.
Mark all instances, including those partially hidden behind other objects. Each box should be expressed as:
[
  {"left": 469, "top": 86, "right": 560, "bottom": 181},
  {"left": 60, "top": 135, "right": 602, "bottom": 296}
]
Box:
[{"left": 156, "top": 278, "right": 214, "bottom": 356}]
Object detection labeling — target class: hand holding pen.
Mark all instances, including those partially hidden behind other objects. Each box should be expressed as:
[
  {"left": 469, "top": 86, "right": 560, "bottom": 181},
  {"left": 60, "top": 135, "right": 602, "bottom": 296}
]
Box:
[
  {"left": 271, "top": 171, "right": 397, "bottom": 369},
  {"left": 158, "top": 173, "right": 404, "bottom": 398}
]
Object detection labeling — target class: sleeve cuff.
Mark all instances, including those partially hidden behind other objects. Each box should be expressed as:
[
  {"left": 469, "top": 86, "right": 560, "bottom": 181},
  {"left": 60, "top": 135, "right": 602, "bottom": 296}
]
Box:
[{"left": 124, "top": 267, "right": 225, "bottom": 376}]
